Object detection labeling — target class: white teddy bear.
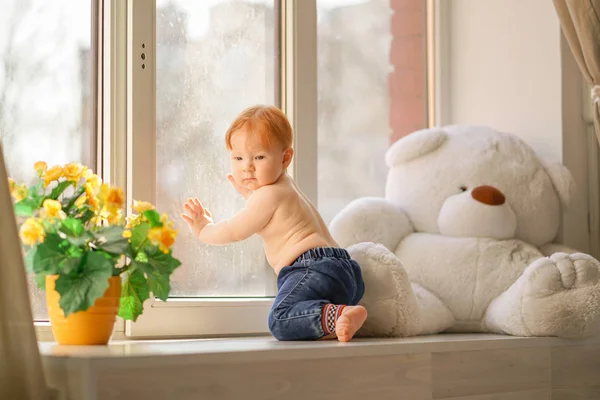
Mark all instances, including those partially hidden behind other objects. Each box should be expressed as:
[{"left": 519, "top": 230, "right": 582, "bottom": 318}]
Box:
[{"left": 330, "top": 125, "right": 600, "bottom": 339}]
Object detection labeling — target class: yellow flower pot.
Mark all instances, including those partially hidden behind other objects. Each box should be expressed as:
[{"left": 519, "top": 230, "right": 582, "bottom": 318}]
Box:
[{"left": 46, "top": 275, "right": 121, "bottom": 345}]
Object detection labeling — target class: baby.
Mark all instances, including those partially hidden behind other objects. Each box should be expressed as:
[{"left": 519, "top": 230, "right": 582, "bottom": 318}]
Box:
[{"left": 181, "top": 105, "right": 367, "bottom": 342}]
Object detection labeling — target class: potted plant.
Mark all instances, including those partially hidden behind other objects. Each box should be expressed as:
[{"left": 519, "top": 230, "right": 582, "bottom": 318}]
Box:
[{"left": 8, "top": 161, "right": 181, "bottom": 345}]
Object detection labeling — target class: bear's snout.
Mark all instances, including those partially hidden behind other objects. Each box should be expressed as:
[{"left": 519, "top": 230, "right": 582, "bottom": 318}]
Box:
[{"left": 471, "top": 185, "right": 505, "bottom": 206}]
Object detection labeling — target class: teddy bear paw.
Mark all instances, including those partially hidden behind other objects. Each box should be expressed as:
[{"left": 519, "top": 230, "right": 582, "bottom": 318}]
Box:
[
  {"left": 521, "top": 252, "right": 600, "bottom": 337},
  {"left": 525, "top": 252, "right": 600, "bottom": 294}
]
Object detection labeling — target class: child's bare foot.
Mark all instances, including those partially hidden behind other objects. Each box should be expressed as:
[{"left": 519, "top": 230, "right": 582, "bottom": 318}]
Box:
[{"left": 335, "top": 305, "right": 367, "bottom": 342}]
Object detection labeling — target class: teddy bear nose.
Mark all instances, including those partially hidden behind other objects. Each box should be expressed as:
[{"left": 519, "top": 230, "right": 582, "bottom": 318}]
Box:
[{"left": 471, "top": 185, "right": 506, "bottom": 206}]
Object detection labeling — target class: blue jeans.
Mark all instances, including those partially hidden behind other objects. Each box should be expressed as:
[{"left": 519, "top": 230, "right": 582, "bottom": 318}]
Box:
[{"left": 268, "top": 247, "right": 365, "bottom": 341}]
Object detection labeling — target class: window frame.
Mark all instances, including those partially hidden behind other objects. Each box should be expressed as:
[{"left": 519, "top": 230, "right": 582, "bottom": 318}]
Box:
[
  {"left": 32, "top": 0, "right": 111, "bottom": 338},
  {"left": 33, "top": 0, "right": 434, "bottom": 340},
  {"left": 124, "top": 0, "right": 317, "bottom": 338}
]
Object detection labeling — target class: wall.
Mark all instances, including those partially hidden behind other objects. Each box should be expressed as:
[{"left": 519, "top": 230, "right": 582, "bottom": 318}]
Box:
[
  {"left": 439, "top": 0, "right": 591, "bottom": 253},
  {"left": 443, "top": 0, "right": 563, "bottom": 160}
]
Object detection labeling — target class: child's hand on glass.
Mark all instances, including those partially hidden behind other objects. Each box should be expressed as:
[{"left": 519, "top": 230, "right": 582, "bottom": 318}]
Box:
[
  {"left": 227, "top": 174, "right": 252, "bottom": 199},
  {"left": 181, "top": 198, "right": 213, "bottom": 238}
]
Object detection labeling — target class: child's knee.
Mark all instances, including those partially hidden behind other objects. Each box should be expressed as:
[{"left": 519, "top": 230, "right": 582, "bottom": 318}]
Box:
[{"left": 268, "top": 312, "right": 288, "bottom": 341}]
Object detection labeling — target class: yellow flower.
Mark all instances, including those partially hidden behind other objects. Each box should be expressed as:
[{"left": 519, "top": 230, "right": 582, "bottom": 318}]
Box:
[
  {"left": 8, "top": 178, "right": 15, "bottom": 194},
  {"left": 40, "top": 199, "right": 66, "bottom": 219},
  {"left": 100, "top": 184, "right": 124, "bottom": 214},
  {"left": 85, "top": 184, "right": 100, "bottom": 210},
  {"left": 107, "top": 209, "right": 123, "bottom": 225},
  {"left": 148, "top": 225, "right": 177, "bottom": 254},
  {"left": 34, "top": 161, "right": 48, "bottom": 176},
  {"left": 75, "top": 194, "right": 87, "bottom": 208},
  {"left": 43, "top": 165, "right": 63, "bottom": 187},
  {"left": 19, "top": 218, "right": 45, "bottom": 246},
  {"left": 125, "top": 214, "right": 140, "bottom": 229},
  {"left": 85, "top": 170, "right": 102, "bottom": 189},
  {"left": 122, "top": 230, "right": 132, "bottom": 238},
  {"left": 63, "top": 163, "right": 84, "bottom": 183},
  {"left": 13, "top": 184, "right": 28, "bottom": 202},
  {"left": 160, "top": 213, "right": 174, "bottom": 228},
  {"left": 133, "top": 200, "right": 154, "bottom": 214}
]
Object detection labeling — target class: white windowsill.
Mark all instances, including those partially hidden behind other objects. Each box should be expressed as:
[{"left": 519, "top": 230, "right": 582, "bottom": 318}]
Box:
[{"left": 39, "top": 333, "right": 600, "bottom": 364}]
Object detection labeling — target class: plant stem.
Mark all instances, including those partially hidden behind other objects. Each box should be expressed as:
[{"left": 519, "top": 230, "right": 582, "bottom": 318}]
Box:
[{"left": 63, "top": 185, "right": 86, "bottom": 213}]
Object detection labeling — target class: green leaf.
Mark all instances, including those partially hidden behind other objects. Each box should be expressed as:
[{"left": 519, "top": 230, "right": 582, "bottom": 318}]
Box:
[
  {"left": 147, "top": 247, "right": 182, "bottom": 275},
  {"left": 143, "top": 210, "right": 162, "bottom": 228},
  {"left": 80, "top": 209, "right": 95, "bottom": 224},
  {"left": 55, "top": 251, "right": 114, "bottom": 316},
  {"left": 24, "top": 248, "right": 36, "bottom": 273},
  {"left": 14, "top": 198, "right": 38, "bottom": 217},
  {"left": 130, "top": 222, "right": 150, "bottom": 249},
  {"left": 134, "top": 250, "right": 148, "bottom": 263},
  {"left": 49, "top": 180, "right": 72, "bottom": 200},
  {"left": 147, "top": 271, "right": 170, "bottom": 301},
  {"left": 118, "top": 269, "right": 149, "bottom": 321},
  {"left": 35, "top": 271, "right": 53, "bottom": 289},
  {"left": 65, "top": 230, "right": 94, "bottom": 247},
  {"left": 130, "top": 248, "right": 181, "bottom": 301},
  {"left": 30, "top": 182, "right": 45, "bottom": 207},
  {"left": 32, "top": 233, "right": 84, "bottom": 277},
  {"left": 94, "top": 225, "right": 128, "bottom": 255},
  {"left": 61, "top": 249, "right": 84, "bottom": 275},
  {"left": 61, "top": 218, "right": 84, "bottom": 237},
  {"left": 33, "top": 233, "right": 70, "bottom": 274},
  {"left": 132, "top": 249, "right": 180, "bottom": 278},
  {"left": 31, "top": 180, "right": 44, "bottom": 195}
]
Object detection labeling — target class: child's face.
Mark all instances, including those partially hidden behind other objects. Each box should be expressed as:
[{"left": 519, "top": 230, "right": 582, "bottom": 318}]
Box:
[{"left": 229, "top": 127, "right": 292, "bottom": 190}]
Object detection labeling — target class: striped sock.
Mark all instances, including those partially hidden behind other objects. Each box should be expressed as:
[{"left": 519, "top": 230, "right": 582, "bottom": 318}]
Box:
[{"left": 321, "top": 304, "right": 346, "bottom": 335}]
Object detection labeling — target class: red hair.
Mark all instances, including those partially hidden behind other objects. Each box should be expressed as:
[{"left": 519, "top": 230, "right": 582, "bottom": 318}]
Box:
[{"left": 225, "top": 105, "right": 293, "bottom": 150}]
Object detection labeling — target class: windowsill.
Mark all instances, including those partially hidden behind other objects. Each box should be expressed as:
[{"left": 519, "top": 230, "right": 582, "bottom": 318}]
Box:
[
  {"left": 39, "top": 333, "right": 600, "bottom": 399},
  {"left": 39, "top": 333, "right": 600, "bottom": 363}
]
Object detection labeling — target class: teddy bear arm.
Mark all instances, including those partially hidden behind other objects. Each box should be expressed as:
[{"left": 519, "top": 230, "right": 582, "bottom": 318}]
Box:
[{"left": 329, "top": 197, "right": 413, "bottom": 252}]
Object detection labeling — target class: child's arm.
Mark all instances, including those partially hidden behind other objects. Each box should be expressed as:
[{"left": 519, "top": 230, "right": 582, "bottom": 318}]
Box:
[{"left": 181, "top": 188, "right": 276, "bottom": 245}]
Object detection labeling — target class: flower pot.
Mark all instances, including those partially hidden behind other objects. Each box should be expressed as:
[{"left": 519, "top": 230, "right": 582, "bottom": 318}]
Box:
[{"left": 46, "top": 275, "right": 121, "bottom": 345}]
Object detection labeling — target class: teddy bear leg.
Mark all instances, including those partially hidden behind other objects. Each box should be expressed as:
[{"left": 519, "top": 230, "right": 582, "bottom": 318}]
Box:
[
  {"left": 411, "top": 283, "right": 455, "bottom": 335},
  {"left": 348, "top": 242, "right": 420, "bottom": 337},
  {"left": 347, "top": 242, "right": 454, "bottom": 337},
  {"left": 485, "top": 252, "right": 600, "bottom": 338}
]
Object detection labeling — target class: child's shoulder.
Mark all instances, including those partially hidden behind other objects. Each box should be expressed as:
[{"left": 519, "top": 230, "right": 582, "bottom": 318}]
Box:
[
  {"left": 248, "top": 184, "right": 290, "bottom": 203},
  {"left": 253, "top": 179, "right": 298, "bottom": 203}
]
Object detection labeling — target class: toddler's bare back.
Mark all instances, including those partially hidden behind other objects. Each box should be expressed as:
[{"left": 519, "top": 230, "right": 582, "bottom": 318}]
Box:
[{"left": 256, "top": 174, "right": 338, "bottom": 274}]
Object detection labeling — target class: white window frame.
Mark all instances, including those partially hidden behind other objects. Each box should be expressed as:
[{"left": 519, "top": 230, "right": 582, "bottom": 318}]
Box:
[
  {"left": 584, "top": 84, "right": 600, "bottom": 258},
  {"left": 36, "top": 0, "right": 433, "bottom": 340},
  {"left": 123, "top": 0, "right": 318, "bottom": 338},
  {"left": 431, "top": 0, "right": 449, "bottom": 126},
  {"left": 33, "top": 0, "right": 126, "bottom": 340}
]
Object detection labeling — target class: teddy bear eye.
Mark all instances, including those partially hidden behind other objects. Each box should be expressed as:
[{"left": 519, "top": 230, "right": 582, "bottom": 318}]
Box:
[{"left": 460, "top": 186, "right": 468, "bottom": 192}]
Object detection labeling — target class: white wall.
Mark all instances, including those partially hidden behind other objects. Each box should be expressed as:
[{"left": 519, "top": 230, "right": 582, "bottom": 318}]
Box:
[
  {"left": 443, "top": 0, "right": 563, "bottom": 161},
  {"left": 438, "top": 0, "right": 593, "bottom": 253}
]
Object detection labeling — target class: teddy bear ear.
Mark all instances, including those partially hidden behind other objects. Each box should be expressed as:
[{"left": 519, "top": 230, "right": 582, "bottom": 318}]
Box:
[
  {"left": 542, "top": 161, "right": 575, "bottom": 208},
  {"left": 385, "top": 128, "right": 448, "bottom": 168}
]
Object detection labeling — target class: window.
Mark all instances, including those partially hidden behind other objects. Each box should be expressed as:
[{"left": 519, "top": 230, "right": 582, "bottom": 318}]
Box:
[
  {"left": 1, "top": 0, "right": 430, "bottom": 337},
  {"left": 155, "top": 0, "right": 279, "bottom": 298},
  {"left": 316, "top": 0, "right": 428, "bottom": 223},
  {"left": 0, "top": 0, "right": 96, "bottom": 321},
  {"left": 125, "top": 0, "right": 284, "bottom": 337},
  {"left": 127, "top": 0, "right": 430, "bottom": 338}
]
